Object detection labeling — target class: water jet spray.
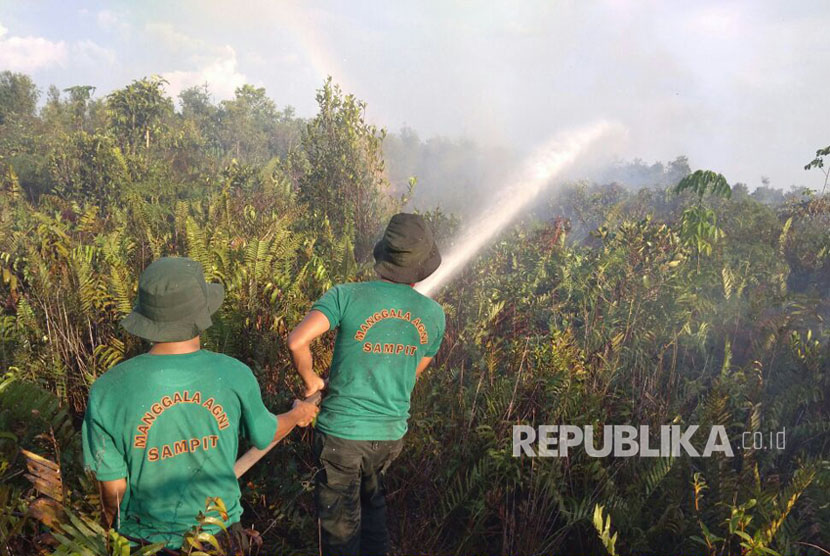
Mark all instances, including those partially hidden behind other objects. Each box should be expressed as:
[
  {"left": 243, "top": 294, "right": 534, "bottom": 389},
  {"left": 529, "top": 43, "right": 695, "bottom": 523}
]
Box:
[{"left": 415, "top": 120, "right": 624, "bottom": 297}]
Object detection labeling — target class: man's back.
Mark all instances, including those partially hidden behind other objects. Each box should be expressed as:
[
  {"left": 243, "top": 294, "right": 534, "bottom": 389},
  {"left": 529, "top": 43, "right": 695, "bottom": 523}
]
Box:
[
  {"left": 290, "top": 213, "right": 446, "bottom": 555},
  {"left": 83, "top": 349, "right": 276, "bottom": 547},
  {"left": 312, "top": 280, "right": 446, "bottom": 441}
]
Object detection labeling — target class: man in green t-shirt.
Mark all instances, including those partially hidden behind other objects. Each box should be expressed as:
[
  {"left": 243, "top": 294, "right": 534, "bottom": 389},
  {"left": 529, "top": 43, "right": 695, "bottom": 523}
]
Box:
[
  {"left": 287, "top": 213, "right": 446, "bottom": 556},
  {"left": 82, "top": 257, "right": 318, "bottom": 550}
]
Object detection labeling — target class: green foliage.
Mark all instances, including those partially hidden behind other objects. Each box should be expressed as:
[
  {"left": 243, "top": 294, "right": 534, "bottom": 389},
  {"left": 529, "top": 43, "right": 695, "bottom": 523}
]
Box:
[
  {"left": 804, "top": 145, "right": 830, "bottom": 194},
  {"left": 49, "top": 131, "right": 129, "bottom": 202},
  {"left": 180, "top": 497, "right": 231, "bottom": 556},
  {"left": 675, "top": 169, "right": 732, "bottom": 200},
  {"left": 50, "top": 508, "right": 166, "bottom": 555},
  {"left": 593, "top": 504, "right": 619, "bottom": 556},
  {"left": 218, "top": 84, "right": 301, "bottom": 163},
  {"left": 298, "top": 77, "right": 393, "bottom": 260},
  {"left": 0, "top": 72, "right": 39, "bottom": 124},
  {"left": 106, "top": 77, "right": 173, "bottom": 156},
  {"left": 0, "top": 376, "right": 78, "bottom": 458},
  {"left": 673, "top": 169, "right": 732, "bottom": 262},
  {"left": 0, "top": 71, "right": 828, "bottom": 555},
  {"left": 679, "top": 204, "right": 724, "bottom": 257}
]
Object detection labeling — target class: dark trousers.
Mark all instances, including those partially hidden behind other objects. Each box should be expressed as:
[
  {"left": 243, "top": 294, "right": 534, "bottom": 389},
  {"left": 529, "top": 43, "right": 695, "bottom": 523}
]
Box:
[{"left": 313, "top": 430, "right": 403, "bottom": 556}]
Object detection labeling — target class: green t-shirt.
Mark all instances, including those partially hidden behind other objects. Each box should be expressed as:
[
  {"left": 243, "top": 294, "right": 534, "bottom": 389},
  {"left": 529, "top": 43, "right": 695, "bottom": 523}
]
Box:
[
  {"left": 312, "top": 280, "right": 446, "bottom": 441},
  {"left": 82, "top": 350, "right": 277, "bottom": 548}
]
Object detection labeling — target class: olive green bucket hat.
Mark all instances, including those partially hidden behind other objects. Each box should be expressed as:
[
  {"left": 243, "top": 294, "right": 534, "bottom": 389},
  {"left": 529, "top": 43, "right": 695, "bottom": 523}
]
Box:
[
  {"left": 373, "top": 213, "right": 441, "bottom": 284},
  {"left": 121, "top": 257, "right": 224, "bottom": 343}
]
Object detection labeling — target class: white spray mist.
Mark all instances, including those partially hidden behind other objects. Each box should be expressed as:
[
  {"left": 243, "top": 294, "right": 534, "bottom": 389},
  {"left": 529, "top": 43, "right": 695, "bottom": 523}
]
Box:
[{"left": 415, "top": 120, "right": 624, "bottom": 297}]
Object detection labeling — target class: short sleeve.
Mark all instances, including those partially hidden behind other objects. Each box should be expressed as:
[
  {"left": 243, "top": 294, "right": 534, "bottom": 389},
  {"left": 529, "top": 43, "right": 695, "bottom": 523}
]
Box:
[
  {"left": 239, "top": 370, "right": 279, "bottom": 450},
  {"left": 311, "top": 286, "right": 344, "bottom": 331},
  {"left": 82, "top": 393, "right": 127, "bottom": 481},
  {"left": 424, "top": 308, "right": 446, "bottom": 357}
]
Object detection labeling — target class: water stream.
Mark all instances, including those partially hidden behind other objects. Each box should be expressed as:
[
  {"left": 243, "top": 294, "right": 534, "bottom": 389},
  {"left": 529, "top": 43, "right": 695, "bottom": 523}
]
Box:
[{"left": 416, "top": 120, "right": 622, "bottom": 297}]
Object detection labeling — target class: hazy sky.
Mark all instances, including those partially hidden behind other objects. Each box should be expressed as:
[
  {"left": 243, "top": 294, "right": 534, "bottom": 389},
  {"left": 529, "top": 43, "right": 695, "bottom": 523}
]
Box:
[{"left": 1, "top": 1, "right": 827, "bottom": 189}]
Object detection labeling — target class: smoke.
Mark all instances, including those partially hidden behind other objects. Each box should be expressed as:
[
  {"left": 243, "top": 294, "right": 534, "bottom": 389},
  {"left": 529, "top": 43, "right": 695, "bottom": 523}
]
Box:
[{"left": 416, "top": 120, "right": 626, "bottom": 297}]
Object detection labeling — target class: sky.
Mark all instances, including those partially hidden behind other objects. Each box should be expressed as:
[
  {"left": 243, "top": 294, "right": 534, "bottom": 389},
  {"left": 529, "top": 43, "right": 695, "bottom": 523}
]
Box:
[{"left": 0, "top": 0, "right": 828, "bottom": 190}]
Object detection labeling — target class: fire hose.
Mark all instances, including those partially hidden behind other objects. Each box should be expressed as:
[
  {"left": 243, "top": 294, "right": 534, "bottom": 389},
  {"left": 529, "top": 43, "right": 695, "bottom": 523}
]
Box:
[{"left": 233, "top": 388, "right": 324, "bottom": 478}]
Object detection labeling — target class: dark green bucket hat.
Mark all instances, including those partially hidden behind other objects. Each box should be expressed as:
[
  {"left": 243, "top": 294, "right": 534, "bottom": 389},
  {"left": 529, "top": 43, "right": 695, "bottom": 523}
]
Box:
[
  {"left": 121, "top": 257, "right": 224, "bottom": 343},
  {"left": 373, "top": 213, "right": 441, "bottom": 284}
]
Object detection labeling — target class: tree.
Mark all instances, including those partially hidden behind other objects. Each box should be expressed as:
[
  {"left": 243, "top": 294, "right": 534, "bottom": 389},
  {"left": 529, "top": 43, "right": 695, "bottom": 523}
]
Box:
[
  {"left": 106, "top": 76, "right": 173, "bottom": 155},
  {"left": 217, "top": 84, "right": 277, "bottom": 161},
  {"left": 298, "top": 77, "right": 392, "bottom": 260},
  {"left": 64, "top": 85, "right": 96, "bottom": 129},
  {"left": 0, "top": 72, "right": 50, "bottom": 199},
  {"left": 0, "top": 71, "right": 39, "bottom": 125},
  {"left": 804, "top": 144, "right": 830, "bottom": 194},
  {"left": 49, "top": 131, "right": 129, "bottom": 203},
  {"left": 751, "top": 185, "right": 785, "bottom": 206},
  {"left": 665, "top": 155, "right": 691, "bottom": 186},
  {"left": 216, "top": 84, "right": 300, "bottom": 162},
  {"left": 179, "top": 84, "right": 222, "bottom": 158},
  {"left": 731, "top": 182, "right": 750, "bottom": 200},
  {"left": 674, "top": 169, "right": 731, "bottom": 262}
]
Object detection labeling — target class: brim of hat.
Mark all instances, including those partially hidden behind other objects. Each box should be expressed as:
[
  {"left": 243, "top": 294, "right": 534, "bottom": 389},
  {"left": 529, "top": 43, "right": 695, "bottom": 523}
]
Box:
[
  {"left": 121, "top": 283, "right": 225, "bottom": 343},
  {"left": 373, "top": 240, "right": 442, "bottom": 284}
]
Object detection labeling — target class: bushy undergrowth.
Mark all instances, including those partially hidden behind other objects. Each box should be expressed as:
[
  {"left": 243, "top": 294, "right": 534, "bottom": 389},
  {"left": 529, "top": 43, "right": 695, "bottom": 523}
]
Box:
[{"left": 0, "top": 71, "right": 828, "bottom": 555}]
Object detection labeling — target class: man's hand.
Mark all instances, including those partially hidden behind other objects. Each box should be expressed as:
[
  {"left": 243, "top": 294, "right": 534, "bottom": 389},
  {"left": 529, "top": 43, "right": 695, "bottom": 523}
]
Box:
[
  {"left": 292, "top": 399, "right": 319, "bottom": 427},
  {"left": 303, "top": 374, "right": 326, "bottom": 398},
  {"left": 98, "top": 478, "right": 127, "bottom": 529},
  {"left": 287, "top": 310, "right": 331, "bottom": 390},
  {"left": 416, "top": 356, "right": 434, "bottom": 379}
]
